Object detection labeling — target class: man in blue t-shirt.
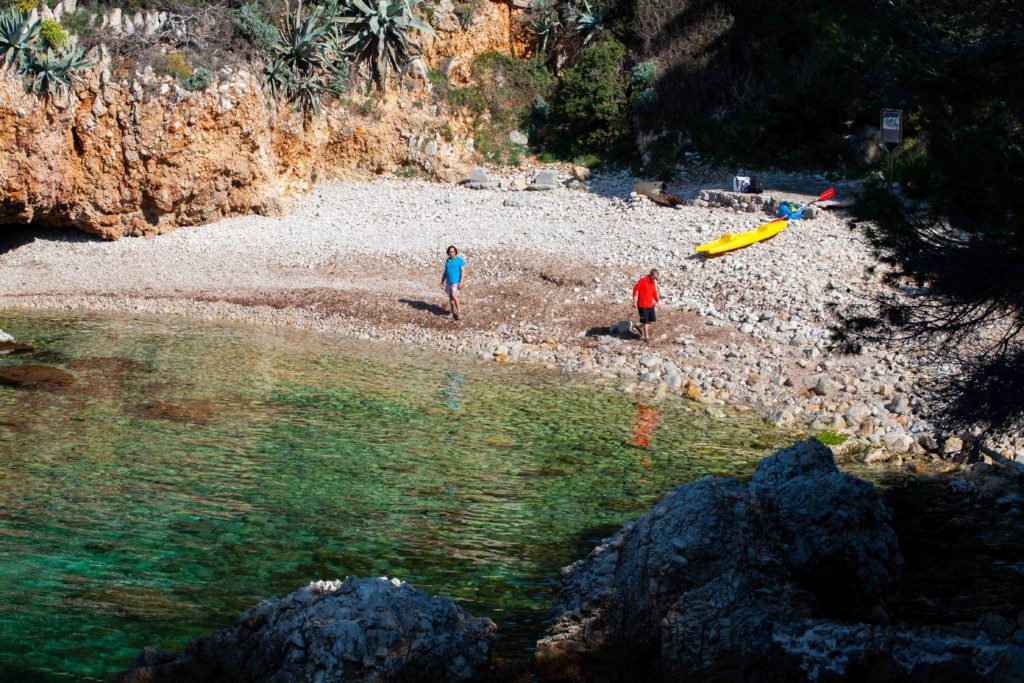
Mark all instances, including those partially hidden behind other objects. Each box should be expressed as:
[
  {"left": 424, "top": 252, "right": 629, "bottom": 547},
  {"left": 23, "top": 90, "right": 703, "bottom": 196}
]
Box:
[{"left": 441, "top": 245, "right": 466, "bottom": 321}]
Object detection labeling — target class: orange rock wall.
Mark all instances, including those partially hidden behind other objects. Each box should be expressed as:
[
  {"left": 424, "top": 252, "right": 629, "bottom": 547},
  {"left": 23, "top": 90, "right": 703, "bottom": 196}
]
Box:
[{"left": 0, "top": 1, "right": 521, "bottom": 239}]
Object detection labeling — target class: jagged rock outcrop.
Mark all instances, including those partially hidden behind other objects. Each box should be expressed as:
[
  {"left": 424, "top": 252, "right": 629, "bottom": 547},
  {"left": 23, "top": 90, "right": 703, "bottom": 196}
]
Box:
[
  {"left": 117, "top": 576, "right": 496, "bottom": 683},
  {"left": 535, "top": 440, "right": 1023, "bottom": 681},
  {"left": 0, "top": 1, "right": 521, "bottom": 239}
]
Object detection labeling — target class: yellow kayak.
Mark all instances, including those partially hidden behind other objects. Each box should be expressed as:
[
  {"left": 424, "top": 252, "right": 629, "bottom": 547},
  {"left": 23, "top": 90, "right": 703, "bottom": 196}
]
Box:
[{"left": 695, "top": 218, "right": 788, "bottom": 255}]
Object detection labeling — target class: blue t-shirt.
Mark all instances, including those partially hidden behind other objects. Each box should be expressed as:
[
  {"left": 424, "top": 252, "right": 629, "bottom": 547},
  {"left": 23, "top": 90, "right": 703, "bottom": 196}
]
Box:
[{"left": 444, "top": 255, "right": 465, "bottom": 285}]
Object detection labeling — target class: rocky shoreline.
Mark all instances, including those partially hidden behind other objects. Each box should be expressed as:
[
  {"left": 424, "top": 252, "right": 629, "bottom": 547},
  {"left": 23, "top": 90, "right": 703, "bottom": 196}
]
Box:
[
  {"left": 116, "top": 441, "right": 1024, "bottom": 682},
  {"left": 2, "top": 172, "right": 1021, "bottom": 463}
]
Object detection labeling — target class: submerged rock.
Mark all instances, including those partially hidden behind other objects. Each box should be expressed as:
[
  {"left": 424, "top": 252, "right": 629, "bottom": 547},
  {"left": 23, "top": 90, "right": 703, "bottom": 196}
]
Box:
[
  {"left": 0, "top": 364, "right": 74, "bottom": 388},
  {"left": 138, "top": 400, "right": 216, "bottom": 423},
  {"left": 118, "top": 576, "right": 496, "bottom": 683},
  {"left": 0, "top": 329, "right": 33, "bottom": 354},
  {"left": 0, "top": 341, "right": 34, "bottom": 354},
  {"left": 535, "top": 440, "right": 1021, "bottom": 681}
]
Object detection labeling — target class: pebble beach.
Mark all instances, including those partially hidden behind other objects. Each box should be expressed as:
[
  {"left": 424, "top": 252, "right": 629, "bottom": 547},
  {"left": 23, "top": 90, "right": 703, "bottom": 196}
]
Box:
[{"left": 2, "top": 171, "right": 1020, "bottom": 461}]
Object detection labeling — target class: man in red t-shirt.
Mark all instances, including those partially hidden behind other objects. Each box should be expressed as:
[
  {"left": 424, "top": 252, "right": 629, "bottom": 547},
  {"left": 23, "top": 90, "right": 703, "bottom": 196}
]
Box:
[{"left": 632, "top": 269, "right": 660, "bottom": 343}]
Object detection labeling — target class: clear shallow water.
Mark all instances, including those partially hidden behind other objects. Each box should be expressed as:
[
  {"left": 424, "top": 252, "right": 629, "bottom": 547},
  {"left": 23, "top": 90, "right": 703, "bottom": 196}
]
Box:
[{"left": 0, "top": 310, "right": 789, "bottom": 681}]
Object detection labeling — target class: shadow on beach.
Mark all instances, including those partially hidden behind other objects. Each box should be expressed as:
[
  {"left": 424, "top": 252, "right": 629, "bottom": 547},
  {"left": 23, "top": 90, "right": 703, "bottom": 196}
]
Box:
[
  {"left": 1, "top": 224, "right": 103, "bottom": 256},
  {"left": 398, "top": 298, "right": 450, "bottom": 317}
]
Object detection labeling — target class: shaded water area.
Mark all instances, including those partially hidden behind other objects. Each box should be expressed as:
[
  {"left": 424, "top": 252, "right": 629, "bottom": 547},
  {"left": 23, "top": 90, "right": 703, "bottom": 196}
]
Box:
[{"left": 0, "top": 310, "right": 793, "bottom": 682}]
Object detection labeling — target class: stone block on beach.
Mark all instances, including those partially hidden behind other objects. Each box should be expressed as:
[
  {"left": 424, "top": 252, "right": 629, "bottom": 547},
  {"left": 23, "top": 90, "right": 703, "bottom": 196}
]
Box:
[
  {"left": 527, "top": 170, "right": 558, "bottom": 191},
  {"left": 465, "top": 167, "right": 497, "bottom": 190}
]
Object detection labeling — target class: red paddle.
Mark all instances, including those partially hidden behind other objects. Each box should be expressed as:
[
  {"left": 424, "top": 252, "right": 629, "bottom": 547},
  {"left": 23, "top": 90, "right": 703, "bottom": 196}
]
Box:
[{"left": 766, "top": 187, "right": 835, "bottom": 224}]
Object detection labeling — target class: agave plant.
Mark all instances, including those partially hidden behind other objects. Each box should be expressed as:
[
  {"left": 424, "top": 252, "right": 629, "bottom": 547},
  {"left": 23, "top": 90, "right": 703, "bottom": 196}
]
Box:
[
  {"left": 572, "top": 0, "right": 605, "bottom": 45},
  {"left": 337, "top": 0, "right": 433, "bottom": 90},
  {"left": 265, "top": 1, "right": 347, "bottom": 114},
  {"left": 21, "top": 45, "right": 94, "bottom": 97},
  {"left": 530, "top": 0, "right": 561, "bottom": 54},
  {"left": 0, "top": 7, "right": 39, "bottom": 71}
]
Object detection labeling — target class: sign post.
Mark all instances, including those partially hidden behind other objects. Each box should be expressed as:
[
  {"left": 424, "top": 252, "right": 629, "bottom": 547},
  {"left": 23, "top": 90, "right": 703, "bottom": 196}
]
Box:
[{"left": 880, "top": 109, "right": 903, "bottom": 186}]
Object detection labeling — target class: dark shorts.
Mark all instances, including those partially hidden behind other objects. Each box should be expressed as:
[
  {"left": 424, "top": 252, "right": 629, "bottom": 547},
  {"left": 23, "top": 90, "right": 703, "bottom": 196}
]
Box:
[{"left": 638, "top": 307, "right": 657, "bottom": 324}]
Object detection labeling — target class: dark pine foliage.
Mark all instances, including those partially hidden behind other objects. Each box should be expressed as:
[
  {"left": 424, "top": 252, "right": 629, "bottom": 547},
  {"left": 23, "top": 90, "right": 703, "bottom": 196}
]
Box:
[{"left": 833, "top": 0, "right": 1024, "bottom": 445}]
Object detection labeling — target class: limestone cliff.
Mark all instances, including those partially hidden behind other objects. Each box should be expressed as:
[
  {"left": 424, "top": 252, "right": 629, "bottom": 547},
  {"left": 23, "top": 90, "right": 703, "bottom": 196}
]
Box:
[{"left": 0, "top": 0, "right": 520, "bottom": 239}]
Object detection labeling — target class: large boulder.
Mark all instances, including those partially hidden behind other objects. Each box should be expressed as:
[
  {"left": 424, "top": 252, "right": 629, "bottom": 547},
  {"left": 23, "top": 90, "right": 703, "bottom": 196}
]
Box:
[
  {"left": 535, "top": 440, "right": 906, "bottom": 681},
  {"left": 536, "top": 477, "right": 764, "bottom": 680},
  {"left": 660, "top": 569, "right": 812, "bottom": 682},
  {"left": 118, "top": 577, "right": 496, "bottom": 683},
  {"left": 750, "top": 441, "right": 902, "bottom": 620}
]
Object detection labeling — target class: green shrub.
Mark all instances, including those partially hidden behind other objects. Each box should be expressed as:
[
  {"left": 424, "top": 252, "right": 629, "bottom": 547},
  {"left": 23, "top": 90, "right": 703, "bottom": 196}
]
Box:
[
  {"left": 230, "top": 3, "right": 277, "bottom": 51},
  {"left": 426, "top": 68, "right": 447, "bottom": 102},
  {"left": 38, "top": 18, "right": 65, "bottom": 49},
  {"left": 158, "top": 52, "right": 192, "bottom": 80},
  {"left": 628, "top": 60, "right": 657, "bottom": 89},
  {"left": 631, "top": 86, "right": 658, "bottom": 113},
  {"left": 11, "top": 0, "right": 37, "bottom": 12},
  {"left": 396, "top": 164, "right": 420, "bottom": 178},
  {"left": 532, "top": 93, "right": 549, "bottom": 120},
  {"left": 445, "top": 51, "right": 552, "bottom": 165},
  {"left": 182, "top": 66, "right": 211, "bottom": 91},
  {"left": 58, "top": 9, "right": 96, "bottom": 39},
  {"left": 549, "top": 36, "right": 629, "bottom": 157}
]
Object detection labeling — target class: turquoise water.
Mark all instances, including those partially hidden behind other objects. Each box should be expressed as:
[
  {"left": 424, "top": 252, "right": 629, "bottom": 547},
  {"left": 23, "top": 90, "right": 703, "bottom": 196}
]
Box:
[{"left": 0, "top": 311, "right": 788, "bottom": 681}]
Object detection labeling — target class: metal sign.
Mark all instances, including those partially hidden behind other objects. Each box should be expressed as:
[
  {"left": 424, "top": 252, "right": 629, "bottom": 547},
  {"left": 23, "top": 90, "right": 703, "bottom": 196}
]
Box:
[{"left": 880, "top": 109, "right": 903, "bottom": 148}]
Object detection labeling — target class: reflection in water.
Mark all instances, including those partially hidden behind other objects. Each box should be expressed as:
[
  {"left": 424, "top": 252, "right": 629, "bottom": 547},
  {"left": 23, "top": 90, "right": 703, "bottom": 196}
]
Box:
[
  {"left": 627, "top": 402, "right": 660, "bottom": 451},
  {"left": 442, "top": 370, "right": 465, "bottom": 410},
  {"left": 0, "top": 310, "right": 786, "bottom": 682}
]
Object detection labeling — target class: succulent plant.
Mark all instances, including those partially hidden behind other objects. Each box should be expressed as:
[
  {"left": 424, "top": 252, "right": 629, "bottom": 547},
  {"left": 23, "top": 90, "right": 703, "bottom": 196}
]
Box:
[
  {"left": 529, "top": 0, "right": 560, "bottom": 54},
  {"left": 20, "top": 45, "right": 93, "bottom": 97},
  {"left": 265, "top": 1, "right": 347, "bottom": 114},
  {"left": 337, "top": 0, "right": 433, "bottom": 89},
  {"left": 572, "top": 0, "right": 605, "bottom": 45},
  {"left": 0, "top": 7, "right": 39, "bottom": 71}
]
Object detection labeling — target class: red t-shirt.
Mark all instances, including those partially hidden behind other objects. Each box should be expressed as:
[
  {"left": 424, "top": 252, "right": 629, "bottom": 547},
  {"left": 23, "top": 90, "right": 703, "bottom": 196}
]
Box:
[{"left": 633, "top": 275, "right": 660, "bottom": 308}]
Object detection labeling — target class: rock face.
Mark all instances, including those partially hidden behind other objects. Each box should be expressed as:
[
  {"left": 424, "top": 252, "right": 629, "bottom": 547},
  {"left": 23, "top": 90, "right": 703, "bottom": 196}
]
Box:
[
  {"left": 0, "top": 1, "right": 519, "bottom": 239},
  {"left": 535, "top": 440, "right": 1022, "bottom": 681},
  {"left": 118, "top": 576, "right": 496, "bottom": 683}
]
